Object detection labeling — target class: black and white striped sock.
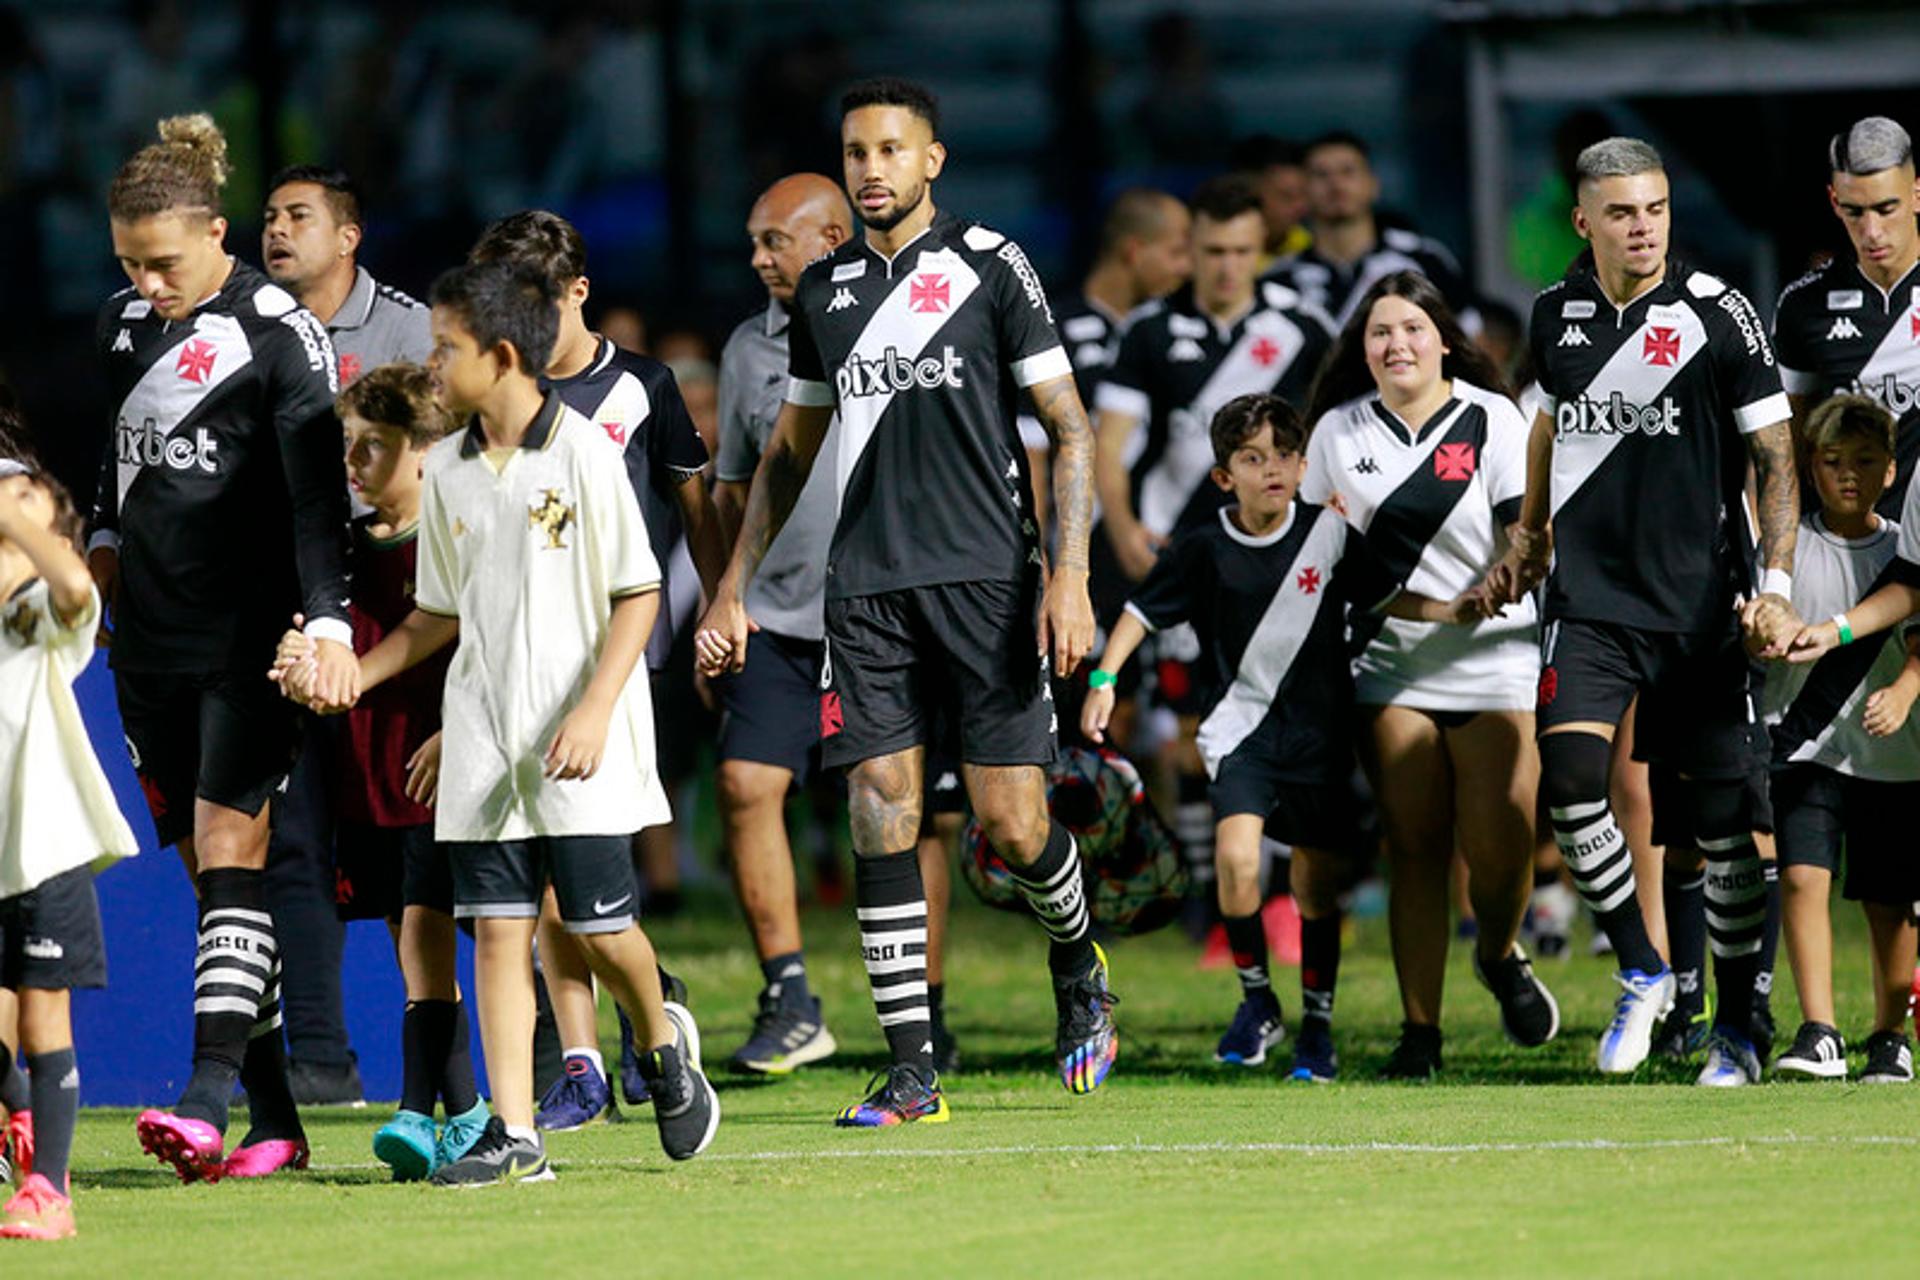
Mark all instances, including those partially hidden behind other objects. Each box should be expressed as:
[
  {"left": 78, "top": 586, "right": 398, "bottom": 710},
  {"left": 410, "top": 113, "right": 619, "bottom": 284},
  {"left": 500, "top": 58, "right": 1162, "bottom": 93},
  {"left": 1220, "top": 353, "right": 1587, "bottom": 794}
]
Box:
[
  {"left": 238, "top": 937, "right": 304, "bottom": 1141},
  {"left": 1703, "top": 837, "right": 1767, "bottom": 1034},
  {"left": 1007, "top": 823, "right": 1095, "bottom": 978},
  {"left": 178, "top": 868, "right": 276, "bottom": 1130},
  {"left": 855, "top": 851, "right": 933, "bottom": 1074}
]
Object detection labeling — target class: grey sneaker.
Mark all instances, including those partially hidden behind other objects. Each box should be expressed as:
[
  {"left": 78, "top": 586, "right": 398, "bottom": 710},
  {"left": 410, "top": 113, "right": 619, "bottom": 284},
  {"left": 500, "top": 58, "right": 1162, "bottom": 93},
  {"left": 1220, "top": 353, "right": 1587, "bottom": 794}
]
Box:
[
  {"left": 729, "top": 993, "right": 838, "bottom": 1076},
  {"left": 429, "top": 1116, "right": 554, "bottom": 1187},
  {"left": 638, "top": 1001, "right": 720, "bottom": 1161}
]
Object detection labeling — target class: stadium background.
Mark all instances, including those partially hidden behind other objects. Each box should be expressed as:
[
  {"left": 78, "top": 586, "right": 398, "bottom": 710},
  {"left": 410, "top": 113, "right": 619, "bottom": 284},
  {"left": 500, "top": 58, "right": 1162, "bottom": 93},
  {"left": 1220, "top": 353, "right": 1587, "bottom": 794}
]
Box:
[{"left": 0, "top": 0, "right": 1916, "bottom": 1103}]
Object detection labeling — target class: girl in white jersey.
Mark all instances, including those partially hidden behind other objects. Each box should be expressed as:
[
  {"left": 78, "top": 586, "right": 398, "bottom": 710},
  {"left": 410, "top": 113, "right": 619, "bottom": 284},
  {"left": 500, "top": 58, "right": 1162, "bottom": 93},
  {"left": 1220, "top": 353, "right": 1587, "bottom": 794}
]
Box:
[{"left": 1302, "top": 271, "right": 1558, "bottom": 1077}]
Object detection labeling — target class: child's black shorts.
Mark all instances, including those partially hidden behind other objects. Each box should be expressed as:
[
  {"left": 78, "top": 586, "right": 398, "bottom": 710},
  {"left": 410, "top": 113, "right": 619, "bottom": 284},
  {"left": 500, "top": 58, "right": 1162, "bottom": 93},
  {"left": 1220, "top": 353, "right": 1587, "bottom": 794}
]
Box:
[{"left": 1, "top": 867, "right": 106, "bottom": 991}]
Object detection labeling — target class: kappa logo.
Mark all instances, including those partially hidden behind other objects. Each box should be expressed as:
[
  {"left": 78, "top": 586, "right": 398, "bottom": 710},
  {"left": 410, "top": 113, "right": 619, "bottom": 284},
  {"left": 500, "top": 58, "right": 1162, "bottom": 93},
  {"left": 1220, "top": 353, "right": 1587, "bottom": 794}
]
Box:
[
  {"left": 112, "top": 328, "right": 133, "bottom": 353},
  {"left": 1642, "top": 326, "right": 1681, "bottom": 366},
  {"left": 827, "top": 287, "right": 859, "bottom": 313},
  {"left": 1297, "top": 565, "right": 1321, "bottom": 595},
  {"left": 176, "top": 337, "right": 217, "bottom": 383},
  {"left": 909, "top": 273, "right": 950, "bottom": 314},
  {"left": 1827, "top": 316, "right": 1862, "bottom": 341},
  {"left": 1557, "top": 327, "right": 1590, "bottom": 348},
  {"left": 1168, "top": 337, "right": 1205, "bottom": 363},
  {"left": 1352, "top": 457, "right": 1380, "bottom": 475},
  {"left": 1433, "top": 442, "right": 1477, "bottom": 481}
]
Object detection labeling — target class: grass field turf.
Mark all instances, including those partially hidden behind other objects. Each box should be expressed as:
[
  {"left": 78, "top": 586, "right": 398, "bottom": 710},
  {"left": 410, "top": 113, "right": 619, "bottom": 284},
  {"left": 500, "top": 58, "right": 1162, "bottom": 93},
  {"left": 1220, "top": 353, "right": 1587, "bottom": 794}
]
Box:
[{"left": 20, "top": 894, "right": 1919, "bottom": 1277}]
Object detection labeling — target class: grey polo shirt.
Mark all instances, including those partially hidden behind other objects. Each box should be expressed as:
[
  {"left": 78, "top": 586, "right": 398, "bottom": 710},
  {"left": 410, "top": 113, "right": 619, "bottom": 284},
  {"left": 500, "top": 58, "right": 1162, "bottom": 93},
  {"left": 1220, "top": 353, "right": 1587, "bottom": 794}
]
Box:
[
  {"left": 715, "top": 300, "right": 839, "bottom": 641},
  {"left": 328, "top": 265, "right": 432, "bottom": 384}
]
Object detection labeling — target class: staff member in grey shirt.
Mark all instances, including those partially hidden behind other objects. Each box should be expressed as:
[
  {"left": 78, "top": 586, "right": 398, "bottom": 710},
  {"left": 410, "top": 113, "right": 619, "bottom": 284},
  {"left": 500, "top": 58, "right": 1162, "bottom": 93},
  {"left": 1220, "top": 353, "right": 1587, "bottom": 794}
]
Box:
[
  {"left": 255, "top": 164, "right": 432, "bottom": 1106},
  {"left": 711, "top": 173, "right": 851, "bottom": 1076}
]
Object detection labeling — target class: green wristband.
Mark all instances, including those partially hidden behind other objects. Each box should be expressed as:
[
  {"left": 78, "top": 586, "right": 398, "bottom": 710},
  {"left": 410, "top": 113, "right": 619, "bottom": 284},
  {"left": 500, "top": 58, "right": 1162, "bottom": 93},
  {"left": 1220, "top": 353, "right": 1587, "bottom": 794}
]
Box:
[
  {"left": 1834, "top": 613, "right": 1854, "bottom": 646},
  {"left": 1088, "top": 669, "right": 1118, "bottom": 690}
]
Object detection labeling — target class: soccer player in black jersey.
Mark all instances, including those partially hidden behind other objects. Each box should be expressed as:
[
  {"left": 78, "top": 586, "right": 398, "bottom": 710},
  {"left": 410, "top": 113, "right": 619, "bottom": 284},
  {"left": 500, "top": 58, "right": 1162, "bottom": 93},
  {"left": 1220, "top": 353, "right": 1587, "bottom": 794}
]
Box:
[
  {"left": 1499, "top": 138, "right": 1800, "bottom": 1083},
  {"left": 1774, "top": 117, "right": 1920, "bottom": 511},
  {"left": 698, "top": 77, "right": 1113, "bottom": 1124},
  {"left": 94, "top": 115, "right": 354, "bottom": 1178}
]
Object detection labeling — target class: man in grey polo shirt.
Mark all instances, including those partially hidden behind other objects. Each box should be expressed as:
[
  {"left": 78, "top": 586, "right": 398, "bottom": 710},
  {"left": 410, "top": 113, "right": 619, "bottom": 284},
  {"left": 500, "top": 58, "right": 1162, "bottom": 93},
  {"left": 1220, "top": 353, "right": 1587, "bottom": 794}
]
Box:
[
  {"left": 256, "top": 164, "right": 431, "bottom": 1105},
  {"left": 711, "top": 173, "right": 851, "bottom": 1074}
]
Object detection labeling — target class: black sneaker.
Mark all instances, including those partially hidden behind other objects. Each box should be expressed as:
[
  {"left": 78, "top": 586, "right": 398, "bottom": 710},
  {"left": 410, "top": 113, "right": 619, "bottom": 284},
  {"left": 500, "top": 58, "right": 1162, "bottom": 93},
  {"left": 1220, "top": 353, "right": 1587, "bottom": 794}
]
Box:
[
  {"left": 618, "top": 970, "right": 692, "bottom": 1106},
  {"left": 1750, "top": 996, "right": 1777, "bottom": 1067},
  {"left": 429, "top": 1116, "right": 553, "bottom": 1186},
  {"left": 729, "top": 993, "right": 838, "bottom": 1075},
  {"left": 286, "top": 1056, "right": 365, "bottom": 1107},
  {"left": 1054, "top": 942, "right": 1120, "bottom": 1094},
  {"left": 1860, "top": 1031, "right": 1914, "bottom": 1084},
  {"left": 1289, "top": 1015, "right": 1338, "bottom": 1082},
  {"left": 835, "top": 1063, "right": 949, "bottom": 1127},
  {"left": 931, "top": 1009, "right": 961, "bottom": 1077},
  {"left": 1474, "top": 944, "right": 1560, "bottom": 1048},
  {"left": 1379, "top": 1023, "right": 1443, "bottom": 1081},
  {"left": 1774, "top": 1021, "right": 1847, "bottom": 1080},
  {"left": 1651, "top": 1000, "right": 1710, "bottom": 1060},
  {"left": 637, "top": 1002, "right": 720, "bottom": 1160}
]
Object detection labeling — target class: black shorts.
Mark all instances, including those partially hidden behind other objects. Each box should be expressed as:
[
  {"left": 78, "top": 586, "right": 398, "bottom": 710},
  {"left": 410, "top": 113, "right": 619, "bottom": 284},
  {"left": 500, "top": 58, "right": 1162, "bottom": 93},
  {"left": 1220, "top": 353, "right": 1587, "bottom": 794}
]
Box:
[
  {"left": 715, "top": 629, "right": 824, "bottom": 785},
  {"left": 1647, "top": 753, "right": 1774, "bottom": 847},
  {"left": 822, "top": 576, "right": 1057, "bottom": 771},
  {"left": 1210, "top": 740, "right": 1358, "bottom": 853},
  {"left": 115, "top": 668, "right": 300, "bottom": 847},
  {"left": 0, "top": 868, "right": 106, "bottom": 991},
  {"left": 1537, "top": 618, "right": 1762, "bottom": 781},
  {"left": 1773, "top": 765, "right": 1920, "bottom": 905},
  {"left": 335, "top": 822, "right": 452, "bottom": 920},
  {"left": 446, "top": 836, "right": 639, "bottom": 934}
]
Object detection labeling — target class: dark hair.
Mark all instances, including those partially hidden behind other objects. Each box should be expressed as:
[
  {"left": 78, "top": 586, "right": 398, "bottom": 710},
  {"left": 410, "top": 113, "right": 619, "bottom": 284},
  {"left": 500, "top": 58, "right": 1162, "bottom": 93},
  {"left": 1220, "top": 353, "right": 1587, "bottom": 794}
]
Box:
[
  {"left": 1228, "top": 134, "right": 1305, "bottom": 173},
  {"left": 1305, "top": 130, "right": 1372, "bottom": 165},
  {"left": 0, "top": 406, "right": 83, "bottom": 549},
  {"left": 1211, "top": 393, "right": 1305, "bottom": 468},
  {"left": 336, "top": 362, "right": 457, "bottom": 448},
  {"left": 1097, "top": 188, "right": 1179, "bottom": 259},
  {"left": 267, "top": 164, "right": 362, "bottom": 229},
  {"left": 840, "top": 77, "right": 940, "bottom": 135},
  {"left": 1188, "top": 173, "right": 1262, "bottom": 225},
  {"left": 1805, "top": 393, "right": 1895, "bottom": 455},
  {"left": 429, "top": 261, "right": 560, "bottom": 378},
  {"left": 1305, "top": 271, "right": 1512, "bottom": 426},
  {"left": 109, "top": 112, "right": 230, "bottom": 222},
  {"left": 469, "top": 210, "right": 589, "bottom": 291}
]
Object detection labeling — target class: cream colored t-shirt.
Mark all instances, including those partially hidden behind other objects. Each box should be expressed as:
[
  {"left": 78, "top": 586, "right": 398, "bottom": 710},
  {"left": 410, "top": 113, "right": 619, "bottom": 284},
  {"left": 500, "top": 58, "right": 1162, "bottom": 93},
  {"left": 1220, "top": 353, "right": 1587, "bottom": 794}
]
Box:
[{"left": 0, "top": 580, "right": 138, "bottom": 897}]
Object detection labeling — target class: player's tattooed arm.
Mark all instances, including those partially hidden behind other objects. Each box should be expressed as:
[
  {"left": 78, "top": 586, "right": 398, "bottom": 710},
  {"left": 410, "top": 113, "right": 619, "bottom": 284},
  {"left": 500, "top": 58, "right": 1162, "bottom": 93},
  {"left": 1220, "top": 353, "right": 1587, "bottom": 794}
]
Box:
[
  {"left": 1029, "top": 373, "right": 1094, "bottom": 574},
  {"left": 695, "top": 401, "right": 831, "bottom": 675},
  {"left": 848, "top": 747, "right": 927, "bottom": 854},
  {"left": 1744, "top": 419, "right": 1802, "bottom": 656}
]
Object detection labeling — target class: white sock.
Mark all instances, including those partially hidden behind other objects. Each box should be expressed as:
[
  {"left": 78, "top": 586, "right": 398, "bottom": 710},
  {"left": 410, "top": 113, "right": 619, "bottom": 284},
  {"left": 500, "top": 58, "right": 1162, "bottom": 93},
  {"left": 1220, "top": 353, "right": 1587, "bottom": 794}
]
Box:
[
  {"left": 563, "top": 1046, "right": 605, "bottom": 1076},
  {"left": 506, "top": 1123, "right": 540, "bottom": 1146}
]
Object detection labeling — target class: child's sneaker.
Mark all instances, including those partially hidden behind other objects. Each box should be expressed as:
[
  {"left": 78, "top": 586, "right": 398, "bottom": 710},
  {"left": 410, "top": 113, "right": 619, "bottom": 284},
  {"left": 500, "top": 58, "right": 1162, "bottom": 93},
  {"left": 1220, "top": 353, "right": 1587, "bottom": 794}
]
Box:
[
  {"left": 1859, "top": 1031, "right": 1914, "bottom": 1084},
  {"left": 535, "top": 1054, "right": 612, "bottom": 1132},
  {"left": 437, "top": 1101, "right": 491, "bottom": 1168},
  {"left": 430, "top": 1117, "right": 553, "bottom": 1187},
  {"left": 222, "top": 1135, "right": 310, "bottom": 1179},
  {"left": 0, "top": 1174, "right": 74, "bottom": 1241},
  {"left": 1377, "top": 1022, "right": 1441, "bottom": 1082},
  {"left": 639, "top": 1002, "right": 719, "bottom": 1161},
  {"left": 1290, "top": 1016, "right": 1340, "bottom": 1082},
  {"left": 373, "top": 1110, "right": 438, "bottom": 1182},
  {"left": 1774, "top": 1021, "right": 1847, "bottom": 1080},
  {"left": 1214, "top": 991, "right": 1286, "bottom": 1066},
  {"left": 135, "top": 1109, "right": 225, "bottom": 1183}
]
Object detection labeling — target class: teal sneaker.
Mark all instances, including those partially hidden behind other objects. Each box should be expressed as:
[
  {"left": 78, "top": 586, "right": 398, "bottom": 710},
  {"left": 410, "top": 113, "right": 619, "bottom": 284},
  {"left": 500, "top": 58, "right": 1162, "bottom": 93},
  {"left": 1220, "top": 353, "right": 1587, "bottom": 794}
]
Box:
[
  {"left": 437, "top": 1101, "right": 491, "bottom": 1169},
  {"left": 372, "top": 1110, "right": 437, "bottom": 1183}
]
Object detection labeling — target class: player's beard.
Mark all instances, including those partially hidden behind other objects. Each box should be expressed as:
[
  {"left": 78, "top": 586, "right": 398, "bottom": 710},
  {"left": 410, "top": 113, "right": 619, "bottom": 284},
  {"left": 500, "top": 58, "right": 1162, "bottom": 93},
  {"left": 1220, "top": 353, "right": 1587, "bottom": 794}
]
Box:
[{"left": 858, "top": 177, "right": 927, "bottom": 232}]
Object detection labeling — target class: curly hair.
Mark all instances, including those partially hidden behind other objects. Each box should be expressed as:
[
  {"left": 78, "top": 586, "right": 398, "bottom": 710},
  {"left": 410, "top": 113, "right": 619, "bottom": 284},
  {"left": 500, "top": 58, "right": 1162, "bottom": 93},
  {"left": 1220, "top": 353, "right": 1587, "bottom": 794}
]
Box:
[
  {"left": 109, "top": 112, "right": 230, "bottom": 221},
  {"left": 336, "top": 363, "right": 457, "bottom": 448}
]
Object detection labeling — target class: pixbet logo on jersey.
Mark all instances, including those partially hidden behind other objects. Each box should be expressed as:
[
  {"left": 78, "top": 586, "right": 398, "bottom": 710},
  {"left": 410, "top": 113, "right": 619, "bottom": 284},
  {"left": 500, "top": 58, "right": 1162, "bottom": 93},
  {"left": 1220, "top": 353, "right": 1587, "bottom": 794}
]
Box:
[
  {"left": 1556, "top": 393, "right": 1682, "bottom": 437},
  {"left": 1858, "top": 372, "right": 1920, "bottom": 415},
  {"left": 116, "top": 417, "right": 220, "bottom": 473},
  {"left": 835, "top": 345, "right": 966, "bottom": 399}
]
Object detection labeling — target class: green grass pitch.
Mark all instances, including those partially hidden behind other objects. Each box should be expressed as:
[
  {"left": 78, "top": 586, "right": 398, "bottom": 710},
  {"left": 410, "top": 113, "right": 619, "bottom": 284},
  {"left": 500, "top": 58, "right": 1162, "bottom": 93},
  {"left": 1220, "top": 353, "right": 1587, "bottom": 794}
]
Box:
[{"left": 20, "top": 895, "right": 1918, "bottom": 1277}]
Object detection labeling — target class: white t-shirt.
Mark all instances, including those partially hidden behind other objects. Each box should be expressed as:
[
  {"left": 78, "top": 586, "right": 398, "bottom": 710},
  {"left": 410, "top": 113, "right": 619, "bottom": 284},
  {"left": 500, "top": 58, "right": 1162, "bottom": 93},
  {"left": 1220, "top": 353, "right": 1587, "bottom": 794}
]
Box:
[
  {"left": 1765, "top": 513, "right": 1920, "bottom": 781},
  {"left": 0, "top": 581, "right": 138, "bottom": 897},
  {"left": 417, "top": 399, "right": 673, "bottom": 841},
  {"left": 1303, "top": 380, "right": 1539, "bottom": 711}
]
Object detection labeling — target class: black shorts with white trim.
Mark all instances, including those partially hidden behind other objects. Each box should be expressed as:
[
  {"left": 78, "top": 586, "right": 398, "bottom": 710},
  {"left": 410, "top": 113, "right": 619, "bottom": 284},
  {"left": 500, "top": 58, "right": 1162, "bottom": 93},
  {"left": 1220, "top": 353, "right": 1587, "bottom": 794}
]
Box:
[
  {"left": 446, "top": 836, "right": 640, "bottom": 934},
  {"left": 0, "top": 867, "right": 107, "bottom": 991}
]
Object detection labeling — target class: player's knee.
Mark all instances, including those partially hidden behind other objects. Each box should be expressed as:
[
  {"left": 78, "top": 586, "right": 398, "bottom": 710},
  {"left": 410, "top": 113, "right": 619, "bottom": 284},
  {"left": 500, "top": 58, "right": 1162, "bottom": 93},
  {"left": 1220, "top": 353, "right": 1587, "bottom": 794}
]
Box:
[
  {"left": 716, "top": 759, "right": 786, "bottom": 815},
  {"left": 1214, "top": 837, "right": 1261, "bottom": 891},
  {"left": 1688, "top": 776, "right": 1753, "bottom": 846},
  {"left": 1782, "top": 862, "right": 1829, "bottom": 896},
  {"left": 974, "top": 800, "right": 1044, "bottom": 862},
  {"left": 1538, "top": 731, "right": 1612, "bottom": 810}
]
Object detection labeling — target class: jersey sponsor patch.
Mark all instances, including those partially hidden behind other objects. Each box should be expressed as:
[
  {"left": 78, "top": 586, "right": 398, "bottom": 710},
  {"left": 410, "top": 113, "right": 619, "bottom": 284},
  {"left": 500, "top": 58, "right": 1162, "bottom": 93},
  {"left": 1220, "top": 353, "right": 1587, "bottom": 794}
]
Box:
[
  {"left": 831, "top": 260, "right": 867, "bottom": 283},
  {"left": 1828, "top": 289, "right": 1864, "bottom": 310},
  {"left": 1561, "top": 299, "right": 1597, "bottom": 320}
]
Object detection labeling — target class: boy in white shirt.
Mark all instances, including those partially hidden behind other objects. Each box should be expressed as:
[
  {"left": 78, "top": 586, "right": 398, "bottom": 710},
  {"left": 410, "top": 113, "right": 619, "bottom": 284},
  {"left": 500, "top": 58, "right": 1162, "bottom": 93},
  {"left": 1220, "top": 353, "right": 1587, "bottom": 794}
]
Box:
[
  {"left": 280, "top": 260, "right": 717, "bottom": 1180},
  {"left": 0, "top": 450, "right": 138, "bottom": 1239}
]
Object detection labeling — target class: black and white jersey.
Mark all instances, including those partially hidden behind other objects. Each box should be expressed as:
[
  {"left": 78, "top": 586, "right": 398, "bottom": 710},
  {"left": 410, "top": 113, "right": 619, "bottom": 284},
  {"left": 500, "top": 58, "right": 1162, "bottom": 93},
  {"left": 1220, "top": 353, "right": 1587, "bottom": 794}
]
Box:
[
  {"left": 1015, "top": 290, "right": 1124, "bottom": 453},
  {"left": 1773, "top": 258, "right": 1920, "bottom": 514},
  {"left": 1528, "top": 259, "right": 1789, "bottom": 634},
  {"left": 91, "top": 259, "right": 351, "bottom": 672},
  {"left": 1303, "top": 380, "right": 1539, "bottom": 711},
  {"left": 547, "top": 336, "right": 708, "bottom": 669},
  {"left": 1095, "top": 281, "right": 1334, "bottom": 536},
  {"left": 1263, "top": 226, "right": 1478, "bottom": 331},
  {"left": 1126, "top": 503, "right": 1389, "bottom": 781},
  {"left": 1765, "top": 513, "right": 1920, "bottom": 779},
  {"left": 786, "top": 210, "right": 1069, "bottom": 599}
]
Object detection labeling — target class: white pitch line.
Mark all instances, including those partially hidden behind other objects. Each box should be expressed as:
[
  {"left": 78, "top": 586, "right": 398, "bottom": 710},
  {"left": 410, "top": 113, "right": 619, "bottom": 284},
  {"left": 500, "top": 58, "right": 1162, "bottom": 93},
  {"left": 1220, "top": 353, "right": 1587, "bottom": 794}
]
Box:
[{"left": 307, "top": 1132, "right": 1920, "bottom": 1174}]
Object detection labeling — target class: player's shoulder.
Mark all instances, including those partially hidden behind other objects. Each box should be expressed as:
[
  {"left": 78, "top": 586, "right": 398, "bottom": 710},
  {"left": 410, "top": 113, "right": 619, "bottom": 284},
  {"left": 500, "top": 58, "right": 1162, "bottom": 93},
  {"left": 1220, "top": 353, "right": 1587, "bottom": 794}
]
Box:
[
  {"left": 422, "top": 428, "right": 469, "bottom": 478},
  {"left": 551, "top": 401, "right": 625, "bottom": 460},
  {"left": 231, "top": 269, "right": 338, "bottom": 385},
  {"left": 1311, "top": 391, "right": 1375, "bottom": 438},
  {"left": 1260, "top": 279, "right": 1337, "bottom": 336},
  {"left": 371, "top": 279, "right": 427, "bottom": 313},
  {"left": 1773, "top": 262, "right": 1839, "bottom": 319},
  {"left": 1451, "top": 377, "right": 1523, "bottom": 419},
  {"left": 1679, "top": 267, "right": 1768, "bottom": 344},
  {"left": 795, "top": 239, "right": 867, "bottom": 302},
  {"left": 1381, "top": 225, "right": 1461, "bottom": 271}
]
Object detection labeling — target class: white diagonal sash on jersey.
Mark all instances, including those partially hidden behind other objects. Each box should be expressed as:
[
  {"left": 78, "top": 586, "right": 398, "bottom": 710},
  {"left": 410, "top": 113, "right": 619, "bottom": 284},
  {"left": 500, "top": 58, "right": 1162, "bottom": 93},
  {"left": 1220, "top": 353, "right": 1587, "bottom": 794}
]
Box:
[
  {"left": 830, "top": 255, "right": 983, "bottom": 507},
  {"left": 1549, "top": 307, "right": 1707, "bottom": 517},
  {"left": 1139, "top": 311, "right": 1308, "bottom": 533},
  {"left": 582, "top": 365, "right": 651, "bottom": 444},
  {"left": 1195, "top": 508, "right": 1346, "bottom": 776},
  {"left": 114, "top": 313, "right": 254, "bottom": 508},
  {"left": 1851, "top": 302, "right": 1920, "bottom": 416}
]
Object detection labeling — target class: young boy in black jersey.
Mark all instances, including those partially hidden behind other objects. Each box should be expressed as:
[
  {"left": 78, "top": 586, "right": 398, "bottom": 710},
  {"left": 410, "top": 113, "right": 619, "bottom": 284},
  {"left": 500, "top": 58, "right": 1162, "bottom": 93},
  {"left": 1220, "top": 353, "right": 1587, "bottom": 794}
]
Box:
[{"left": 1083, "top": 392, "right": 1477, "bottom": 1081}]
